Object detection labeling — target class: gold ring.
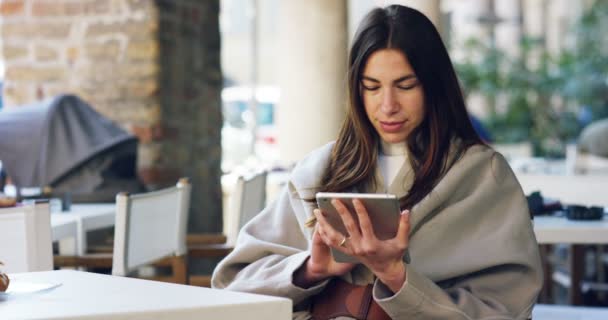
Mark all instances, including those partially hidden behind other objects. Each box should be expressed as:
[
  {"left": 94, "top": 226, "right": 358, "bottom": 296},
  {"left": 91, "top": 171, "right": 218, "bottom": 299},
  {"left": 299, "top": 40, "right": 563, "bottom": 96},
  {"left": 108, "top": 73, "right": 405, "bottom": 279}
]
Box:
[{"left": 339, "top": 236, "right": 348, "bottom": 247}]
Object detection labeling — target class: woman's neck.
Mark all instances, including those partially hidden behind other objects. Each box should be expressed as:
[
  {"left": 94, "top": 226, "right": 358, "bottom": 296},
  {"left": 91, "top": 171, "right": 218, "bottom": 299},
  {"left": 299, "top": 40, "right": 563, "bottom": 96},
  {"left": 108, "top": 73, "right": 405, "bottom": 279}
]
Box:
[{"left": 379, "top": 140, "right": 408, "bottom": 156}]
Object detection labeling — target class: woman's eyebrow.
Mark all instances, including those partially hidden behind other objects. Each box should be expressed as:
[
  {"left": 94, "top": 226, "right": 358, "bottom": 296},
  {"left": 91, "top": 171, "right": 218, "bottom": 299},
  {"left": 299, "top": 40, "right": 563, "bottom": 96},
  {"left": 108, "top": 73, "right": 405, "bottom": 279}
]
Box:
[
  {"left": 393, "top": 75, "right": 417, "bottom": 83},
  {"left": 361, "top": 74, "right": 417, "bottom": 83},
  {"left": 361, "top": 75, "right": 380, "bottom": 83}
]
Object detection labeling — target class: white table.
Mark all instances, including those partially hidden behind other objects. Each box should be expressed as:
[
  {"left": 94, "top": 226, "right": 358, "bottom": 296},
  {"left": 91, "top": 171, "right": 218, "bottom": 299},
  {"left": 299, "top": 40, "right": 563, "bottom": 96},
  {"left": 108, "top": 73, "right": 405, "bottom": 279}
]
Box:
[
  {"left": 534, "top": 216, "right": 608, "bottom": 244},
  {"left": 533, "top": 304, "right": 608, "bottom": 320},
  {"left": 67, "top": 204, "right": 116, "bottom": 231},
  {"left": 517, "top": 173, "right": 608, "bottom": 305},
  {"left": 516, "top": 173, "right": 608, "bottom": 207},
  {"left": 0, "top": 270, "right": 292, "bottom": 320},
  {"left": 54, "top": 204, "right": 115, "bottom": 255},
  {"left": 0, "top": 204, "right": 53, "bottom": 272},
  {"left": 533, "top": 215, "right": 608, "bottom": 305},
  {"left": 50, "top": 214, "right": 78, "bottom": 247}
]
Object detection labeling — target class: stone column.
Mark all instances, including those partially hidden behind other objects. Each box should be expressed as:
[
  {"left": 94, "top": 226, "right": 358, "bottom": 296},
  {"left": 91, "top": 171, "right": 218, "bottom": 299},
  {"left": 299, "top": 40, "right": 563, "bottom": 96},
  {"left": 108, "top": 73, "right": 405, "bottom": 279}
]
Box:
[
  {"left": 276, "top": 0, "right": 347, "bottom": 166},
  {"left": 495, "top": 0, "right": 523, "bottom": 58},
  {"left": 545, "top": 0, "right": 582, "bottom": 57},
  {"left": 448, "top": 0, "right": 494, "bottom": 118},
  {"left": 522, "top": 0, "right": 546, "bottom": 69},
  {"left": 156, "top": 0, "right": 223, "bottom": 235}
]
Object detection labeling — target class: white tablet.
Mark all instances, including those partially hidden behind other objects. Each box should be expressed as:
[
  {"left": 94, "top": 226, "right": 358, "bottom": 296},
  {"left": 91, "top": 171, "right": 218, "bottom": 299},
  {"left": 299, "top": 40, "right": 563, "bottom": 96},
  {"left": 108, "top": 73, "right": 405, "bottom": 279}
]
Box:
[{"left": 315, "top": 192, "right": 402, "bottom": 263}]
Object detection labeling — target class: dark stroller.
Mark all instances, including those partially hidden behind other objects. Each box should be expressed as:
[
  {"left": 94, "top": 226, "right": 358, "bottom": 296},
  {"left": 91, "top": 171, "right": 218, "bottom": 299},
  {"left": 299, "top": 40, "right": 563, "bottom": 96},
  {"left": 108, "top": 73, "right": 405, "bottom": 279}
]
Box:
[{"left": 0, "top": 94, "right": 144, "bottom": 202}]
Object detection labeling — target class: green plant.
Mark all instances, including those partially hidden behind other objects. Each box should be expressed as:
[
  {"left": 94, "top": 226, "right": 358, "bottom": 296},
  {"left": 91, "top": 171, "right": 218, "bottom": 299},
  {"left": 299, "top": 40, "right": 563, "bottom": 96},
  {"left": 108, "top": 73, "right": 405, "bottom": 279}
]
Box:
[
  {"left": 557, "top": 1, "right": 608, "bottom": 120},
  {"left": 453, "top": 0, "right": 608, "bottom": 157}
]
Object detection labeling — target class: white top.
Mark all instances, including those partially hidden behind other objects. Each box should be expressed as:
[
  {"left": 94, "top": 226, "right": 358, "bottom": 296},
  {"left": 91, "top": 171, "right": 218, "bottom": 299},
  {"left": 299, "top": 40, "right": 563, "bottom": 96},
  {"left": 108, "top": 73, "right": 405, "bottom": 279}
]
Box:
[
  {"left": 1, "top": 270, "right": 292, "bottom": 320},
  {"left": 378, "top": 141, "right": 408, "bottom": 190}
]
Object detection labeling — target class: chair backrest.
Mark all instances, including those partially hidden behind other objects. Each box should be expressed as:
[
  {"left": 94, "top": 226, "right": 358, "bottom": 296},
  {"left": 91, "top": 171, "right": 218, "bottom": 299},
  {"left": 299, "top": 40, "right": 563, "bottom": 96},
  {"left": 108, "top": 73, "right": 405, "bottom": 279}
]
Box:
[
  {"left": 0, "top": 201, "right": 53, "bottom": 272},
  {"left": 224, "top": 170, "right": 267, "bottom": 243},
  {"left": 112, "top": 178, "right": 191, "bottom": 276},
  {"left": 237, "top": 170, "right": 268, "bottom": 230}
]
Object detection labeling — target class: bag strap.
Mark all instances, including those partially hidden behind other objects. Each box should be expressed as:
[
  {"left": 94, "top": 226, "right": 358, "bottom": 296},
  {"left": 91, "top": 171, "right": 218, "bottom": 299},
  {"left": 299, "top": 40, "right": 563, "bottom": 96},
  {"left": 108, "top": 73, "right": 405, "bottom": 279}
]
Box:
[{"left": 310, "top": 278, "right": 391, "bottom": 320}]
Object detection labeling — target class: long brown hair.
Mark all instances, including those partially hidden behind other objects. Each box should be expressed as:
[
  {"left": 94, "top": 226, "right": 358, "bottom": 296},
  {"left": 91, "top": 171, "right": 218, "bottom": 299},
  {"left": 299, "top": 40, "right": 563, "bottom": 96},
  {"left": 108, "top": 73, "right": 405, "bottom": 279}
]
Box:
[{"left": 317, "top": 5, "right": 483, "bottom": 210}]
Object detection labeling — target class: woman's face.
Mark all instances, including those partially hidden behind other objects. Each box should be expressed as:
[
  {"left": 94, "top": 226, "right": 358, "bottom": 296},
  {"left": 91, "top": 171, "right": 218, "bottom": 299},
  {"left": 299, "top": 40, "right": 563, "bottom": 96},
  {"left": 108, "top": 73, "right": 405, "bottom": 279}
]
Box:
[{"left": 361, "top": 48, "right": 425, "bottom": 144}]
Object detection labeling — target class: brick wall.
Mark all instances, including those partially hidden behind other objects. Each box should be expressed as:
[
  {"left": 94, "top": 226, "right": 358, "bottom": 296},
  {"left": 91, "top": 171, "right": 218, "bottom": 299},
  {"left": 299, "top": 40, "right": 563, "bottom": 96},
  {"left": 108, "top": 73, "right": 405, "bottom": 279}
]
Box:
[{"left": 0, "top": 0, "right": 223, "bottom": 234}]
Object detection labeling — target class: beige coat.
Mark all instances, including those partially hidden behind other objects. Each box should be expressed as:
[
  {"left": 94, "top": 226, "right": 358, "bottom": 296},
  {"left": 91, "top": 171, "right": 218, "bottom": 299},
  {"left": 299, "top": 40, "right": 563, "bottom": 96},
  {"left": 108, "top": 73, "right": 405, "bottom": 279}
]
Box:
[{"left": 212, "top": 142, "right": 543, "bottom": 320}]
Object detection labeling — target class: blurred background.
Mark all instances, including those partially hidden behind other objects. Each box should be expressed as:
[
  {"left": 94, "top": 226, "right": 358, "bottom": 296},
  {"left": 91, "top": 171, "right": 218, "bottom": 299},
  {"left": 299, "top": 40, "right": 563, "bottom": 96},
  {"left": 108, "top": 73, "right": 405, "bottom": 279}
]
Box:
[
  {"left": 219, "top": 0, "right": 608, "bottom": 170},
  {"left": 0, "top": 0, "right": 607, "bottom": 309},
  {"left": 1, "top": 0, "right": 606, "bottom": 186}
]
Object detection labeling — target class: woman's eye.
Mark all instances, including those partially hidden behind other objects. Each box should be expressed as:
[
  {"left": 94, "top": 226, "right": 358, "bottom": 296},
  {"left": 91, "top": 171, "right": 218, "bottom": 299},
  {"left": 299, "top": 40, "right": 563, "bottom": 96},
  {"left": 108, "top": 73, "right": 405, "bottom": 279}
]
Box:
[
  {"left": 397, "top": 83, "right": 417, "bottom": 90},
  {"left": 362, "top": 85, "right": 380, "bottom": 91}
]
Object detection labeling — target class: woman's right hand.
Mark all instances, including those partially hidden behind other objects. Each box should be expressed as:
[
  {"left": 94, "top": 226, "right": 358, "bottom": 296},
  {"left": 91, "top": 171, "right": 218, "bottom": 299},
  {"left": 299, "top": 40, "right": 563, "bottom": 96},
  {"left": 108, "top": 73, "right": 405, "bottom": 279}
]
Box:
[{"left": 293, "top": 209, "right": 356, "bottom": 288}]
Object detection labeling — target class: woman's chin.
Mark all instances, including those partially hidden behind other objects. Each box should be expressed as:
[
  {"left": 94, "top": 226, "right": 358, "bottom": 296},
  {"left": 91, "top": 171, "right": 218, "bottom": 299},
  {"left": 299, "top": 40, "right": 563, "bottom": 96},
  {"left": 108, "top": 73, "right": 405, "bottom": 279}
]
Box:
[{"left": 380, "top": 134, "right": 408, "bottom": 144}]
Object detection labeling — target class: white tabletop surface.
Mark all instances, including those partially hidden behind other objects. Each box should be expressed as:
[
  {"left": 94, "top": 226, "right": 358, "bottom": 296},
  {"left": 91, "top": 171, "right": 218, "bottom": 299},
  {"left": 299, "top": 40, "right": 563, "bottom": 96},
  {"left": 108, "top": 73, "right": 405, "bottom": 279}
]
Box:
[
  {"left": 53, "top": 204, "right": 115, "bottom": 255},
  {"left": 533, "top": 216, "right": 608, "bottom": 244},
  {"left": 64, "top": 204, "right": 116, "bottom": 230},
  {"left": 0, "top": 270, "right": 292, "bottom": 320},
  {"left": 516, "top": 173, "right": 608, "bottom": 207},
  {"left": 50, "top": 214, "right": 78, "bottom": 242},
  {"left": 533, "top": 304, "right": 608, "bottom": 320},
  {"left": 516, "top": 173, "right": 608, "bottom": 244}
]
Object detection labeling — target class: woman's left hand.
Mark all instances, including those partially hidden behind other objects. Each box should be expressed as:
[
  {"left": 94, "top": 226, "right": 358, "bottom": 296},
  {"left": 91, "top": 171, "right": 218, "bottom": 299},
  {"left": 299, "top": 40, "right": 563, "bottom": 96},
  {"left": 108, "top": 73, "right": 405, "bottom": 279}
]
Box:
[{"left": 314, "top": 199, "right": 410, "bottom": 293}]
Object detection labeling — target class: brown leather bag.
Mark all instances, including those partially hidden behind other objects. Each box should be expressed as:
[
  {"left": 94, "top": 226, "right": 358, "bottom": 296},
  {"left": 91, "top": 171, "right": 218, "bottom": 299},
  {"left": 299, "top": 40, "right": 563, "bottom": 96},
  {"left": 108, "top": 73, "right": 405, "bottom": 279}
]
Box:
[{"left": 310, "top": 278, "right": 391, "bottom": 320}]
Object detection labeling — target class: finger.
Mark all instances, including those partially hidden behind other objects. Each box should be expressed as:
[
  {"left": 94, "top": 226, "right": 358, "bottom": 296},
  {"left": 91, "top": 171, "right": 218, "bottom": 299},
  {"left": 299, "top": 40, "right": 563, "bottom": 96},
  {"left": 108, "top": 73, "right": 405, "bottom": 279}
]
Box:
[
  {"left": 331, "top": 199, "right": 361, "bottom": 239},
  {"left": 315, "top": 208, "right": 343, "bottom": 246},
  {"left": 352, "top": 199, "right": 375, "bottom": 239},
  {"left": 395, "top": 210, "right": 410, "bottom": 245},
  {"left": 314, "top": 210, "right": 330, "bottom": 244},
  {"left": 314, "top": 209, "right": 329, "bottom": 232},
  {"left": 312, "top": 227, "right": 325, "bottom": 246},
  {"left": 312, "top": 226, "right": 324, "bottom": 244},
  {"left": 312, "top": 211, "right": 326, "bottom": 241},
  {"left": 310, "top": 228, "right": 332, "bottom": 263},
  {"left": 315, "top": 223, "right": 332, "bottom": 247}
]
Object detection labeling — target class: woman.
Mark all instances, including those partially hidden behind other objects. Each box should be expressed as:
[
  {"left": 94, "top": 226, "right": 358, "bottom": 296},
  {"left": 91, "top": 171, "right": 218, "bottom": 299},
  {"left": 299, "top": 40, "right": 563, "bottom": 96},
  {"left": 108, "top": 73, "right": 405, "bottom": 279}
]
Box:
[{"left": 212, "top": 5, "right": 542, "bottom": 320}]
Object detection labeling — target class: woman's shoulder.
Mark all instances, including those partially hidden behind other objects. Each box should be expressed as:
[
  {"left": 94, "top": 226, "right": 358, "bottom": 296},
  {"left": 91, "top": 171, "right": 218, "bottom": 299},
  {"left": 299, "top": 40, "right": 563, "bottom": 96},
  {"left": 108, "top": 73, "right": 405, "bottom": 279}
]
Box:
[
  {"left": 422, "top": 142, "right": 519, "bottom": 212},
  {"left": 458, "top": 143, "right": 514, "bottom": 183},
  {"left": 289, "top": 141, "right": 335, "bottom": 191},
  {"left": 462, "top": 143, "right": 495, "bottom": 160}
]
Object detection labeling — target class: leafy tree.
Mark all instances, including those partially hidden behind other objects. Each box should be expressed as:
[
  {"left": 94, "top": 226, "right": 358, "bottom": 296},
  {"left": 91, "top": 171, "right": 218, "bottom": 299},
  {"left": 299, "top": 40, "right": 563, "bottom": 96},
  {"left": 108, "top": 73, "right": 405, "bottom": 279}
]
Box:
[{"left": 453, "top": 0, "right": 608, "bottom": 157}]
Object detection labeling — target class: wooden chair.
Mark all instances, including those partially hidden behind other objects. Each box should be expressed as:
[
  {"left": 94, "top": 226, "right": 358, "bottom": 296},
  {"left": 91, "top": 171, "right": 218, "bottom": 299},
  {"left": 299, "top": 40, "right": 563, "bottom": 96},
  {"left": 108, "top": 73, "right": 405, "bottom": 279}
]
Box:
[
  {"left": 54, "top": 178, "right": 191, "bottom": 284},
  {"left": 188, "top": 169, "right": 267, "bottom": 286},
  {"left": 0, "top": 201, "right": 53, "bottom": 272}
]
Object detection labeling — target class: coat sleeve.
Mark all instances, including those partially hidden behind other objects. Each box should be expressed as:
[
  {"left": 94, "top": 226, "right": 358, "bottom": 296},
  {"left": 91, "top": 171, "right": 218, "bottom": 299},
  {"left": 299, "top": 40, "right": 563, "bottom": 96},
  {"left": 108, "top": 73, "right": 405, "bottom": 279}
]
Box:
[
  {"left": 372, "top": 149, "right": 543, "bottom": 320},
  {"left": 211, "top": 181, "right": 329, "bottom": 307}
]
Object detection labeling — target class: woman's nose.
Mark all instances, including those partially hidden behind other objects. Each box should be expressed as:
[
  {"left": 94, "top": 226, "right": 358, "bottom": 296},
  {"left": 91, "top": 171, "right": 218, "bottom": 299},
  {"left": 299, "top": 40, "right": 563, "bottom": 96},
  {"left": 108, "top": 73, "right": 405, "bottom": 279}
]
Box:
[{"left": 380, "top": 88, "right": 399, "bottom": 114}]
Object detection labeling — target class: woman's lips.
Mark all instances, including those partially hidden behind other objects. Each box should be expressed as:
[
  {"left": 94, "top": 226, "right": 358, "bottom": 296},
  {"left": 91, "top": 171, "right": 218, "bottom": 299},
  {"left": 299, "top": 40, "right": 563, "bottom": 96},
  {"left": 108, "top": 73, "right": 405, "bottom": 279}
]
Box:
[{"left": 379, "top": 120, "right": 406, "bottom": 133}]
